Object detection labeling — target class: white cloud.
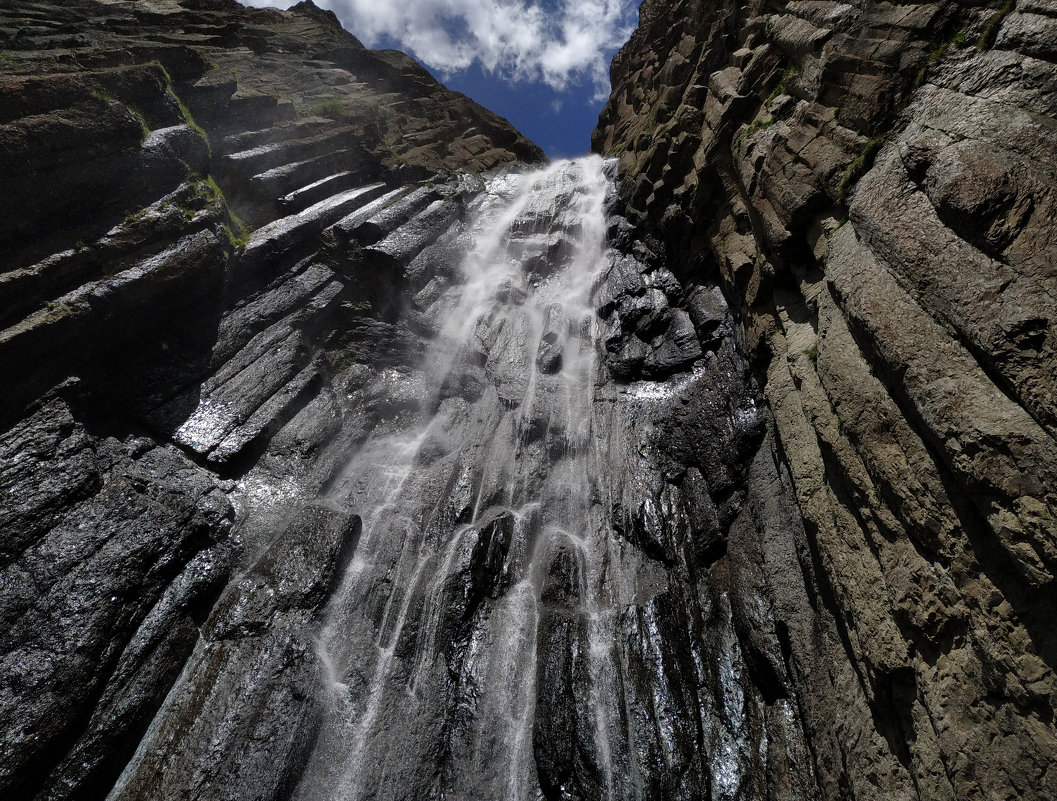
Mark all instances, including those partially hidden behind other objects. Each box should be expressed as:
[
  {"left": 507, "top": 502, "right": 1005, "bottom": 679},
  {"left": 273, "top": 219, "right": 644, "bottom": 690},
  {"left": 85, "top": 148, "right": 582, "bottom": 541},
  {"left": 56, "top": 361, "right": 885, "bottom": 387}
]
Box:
[{"left": 240, "top": 0, "right": 637, "bottom": 100}]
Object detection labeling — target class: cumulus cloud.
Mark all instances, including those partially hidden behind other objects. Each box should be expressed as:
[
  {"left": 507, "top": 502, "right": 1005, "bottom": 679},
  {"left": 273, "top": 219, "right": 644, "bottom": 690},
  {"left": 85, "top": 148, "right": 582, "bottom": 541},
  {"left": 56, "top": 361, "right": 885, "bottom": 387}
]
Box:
[{"left": 241, "top": 0, "right": 637, "bottom": 100}]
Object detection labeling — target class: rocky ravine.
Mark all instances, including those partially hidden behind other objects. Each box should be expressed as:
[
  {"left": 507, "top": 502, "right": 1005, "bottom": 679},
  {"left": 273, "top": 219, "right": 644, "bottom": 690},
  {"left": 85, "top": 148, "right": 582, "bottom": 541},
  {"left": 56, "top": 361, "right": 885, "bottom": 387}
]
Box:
[
  {"left": 2, "top": 1, "right": 805, "bottom": 797},
  {"left": 0, "top": 1, "right": 541, "bottom": 799},
  {"left": 1, "top": 0, "right": 1055, "bottom": 800},
  {"left": 595, "top": 0, "right": 1057, "bottom": 798}
]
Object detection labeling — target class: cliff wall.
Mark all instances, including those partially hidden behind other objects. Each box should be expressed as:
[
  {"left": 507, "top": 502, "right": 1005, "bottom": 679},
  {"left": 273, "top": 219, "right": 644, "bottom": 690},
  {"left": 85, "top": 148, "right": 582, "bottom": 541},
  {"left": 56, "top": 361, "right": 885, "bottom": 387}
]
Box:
[
  {"left": 0, "top": 2, "right": 541, "bottom": 798},
  {"left": 2, "top": 0, "right": 1056, "bottom": 798},
  {"left": 594, "top": 0, "right": 1057, "bottom": 797}
]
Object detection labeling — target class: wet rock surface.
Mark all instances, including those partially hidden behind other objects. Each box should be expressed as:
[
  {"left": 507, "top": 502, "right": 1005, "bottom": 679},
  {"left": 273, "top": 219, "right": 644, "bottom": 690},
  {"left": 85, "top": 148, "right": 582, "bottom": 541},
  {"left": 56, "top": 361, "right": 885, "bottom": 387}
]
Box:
[
  {"left": 0, "top": 1, "right": 542, "bottom": 799},
  {"left": 0, "top": 390, "right": 235, "bottom": 801},
  {"left": 595, "top": 0, "right": 1057, "bottom": 797},
  {"left": 280, "top": 158, "right": 818, "bottom": 801},
  {"left": 107, "top": 504, "right": 359, "bottom": 801}
]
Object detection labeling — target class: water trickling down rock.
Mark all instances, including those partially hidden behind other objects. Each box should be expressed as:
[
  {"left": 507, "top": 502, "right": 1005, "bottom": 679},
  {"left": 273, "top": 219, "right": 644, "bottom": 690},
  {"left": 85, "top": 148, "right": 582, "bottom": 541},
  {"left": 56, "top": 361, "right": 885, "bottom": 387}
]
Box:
[{"left": 4, "top": 0, "right": 1057, "bottom": 799}]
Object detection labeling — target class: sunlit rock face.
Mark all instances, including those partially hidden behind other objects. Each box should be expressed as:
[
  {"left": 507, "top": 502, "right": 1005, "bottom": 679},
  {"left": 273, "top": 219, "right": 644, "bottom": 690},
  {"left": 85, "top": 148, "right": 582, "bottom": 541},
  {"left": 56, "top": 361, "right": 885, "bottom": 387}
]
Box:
[
  {"left": 595, "top": 0, "right": 1057, "bottom": 798},
  {"left": 2, "top": 1, "right": 811, "bottom": 798}
]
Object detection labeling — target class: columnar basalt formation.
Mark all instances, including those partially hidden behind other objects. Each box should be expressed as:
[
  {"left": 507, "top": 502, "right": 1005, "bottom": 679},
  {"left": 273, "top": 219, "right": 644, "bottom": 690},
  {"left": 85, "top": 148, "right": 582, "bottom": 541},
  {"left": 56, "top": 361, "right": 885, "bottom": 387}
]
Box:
[
  {"left": 595, "top": 0, "right": 1057, "bottom": 797},
  {"left": 2, "top": 1, "right": 821, "bottom": 795}
]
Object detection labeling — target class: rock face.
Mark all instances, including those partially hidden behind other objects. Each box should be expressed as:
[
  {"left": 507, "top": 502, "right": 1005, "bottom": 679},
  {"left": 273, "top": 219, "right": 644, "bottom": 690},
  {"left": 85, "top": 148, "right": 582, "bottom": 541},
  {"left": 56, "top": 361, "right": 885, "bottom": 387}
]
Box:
[
  {"left": 595, "top": 0, "right": 1057, "bottom": 798},
  {"left": 0, "top": 2, "right": 541, "bottom": 799}
]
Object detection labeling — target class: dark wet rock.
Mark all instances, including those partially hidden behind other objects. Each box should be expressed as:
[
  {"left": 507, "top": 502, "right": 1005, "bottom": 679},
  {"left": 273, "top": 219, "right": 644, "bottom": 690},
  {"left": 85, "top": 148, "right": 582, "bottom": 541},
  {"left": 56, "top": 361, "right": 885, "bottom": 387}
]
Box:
[
  {"left": 686, "top": 284, "right": 730, "bottom": 345},
  {"left": 466, "top": 510, "right": 518, "bottom": 600},
  {"left": 625, "top": 287, "right": 670, "bottom": 336},
  {"left": 536, "top": 303, "right": 567, "bottom": 374},
  {"left": 521, "top": 230, "right": 577, "bottom": 280},
  {"left": 343, "top": 186, "right": 439, "bottom": 247},
  {"left": 0, "top": 395, "right": 101, "bottom": 565},
  {"left": 533, "top": 542, "right": 595, "bottom": 801},
  {"left": 631, "top": 496, "right": 679, "bottom": 564},
  {"left": 596, "top": 251, "right": 647, "bottom": 316},
  {"left": 109, "top": 505, "right": 359, "bottom": 801},
  {"left": 205, "top": 505, "right": 360, "bottom": 641},
  {"left": 367, "top": 197, "right": 463, "bottom": 266},
  {"left": 485, "top": 309, "right": 533, "bottom": 406},
  {"left": 595, "top": 0, "right": 1057, "bottom": 796},
  {"left": 533, "top": 606, "right": 596, "bottom": 800},
  {"left": 0, "top": 1, "right": 542, "bottom": 798},
  {"left": 5, "top": 0, "right": 1056, "bottom": 797},
  {"left": 606, "top": 334, "right": 650, "bottom": 380},
  {"left": 643, "top": 308, "right": 702, "bottom": 377},
  {"left": 0, "top": 394, "right": 234, "bottom": 801},
  {"left": 405, "top": 223, "right": 472, "bottom": 290}
]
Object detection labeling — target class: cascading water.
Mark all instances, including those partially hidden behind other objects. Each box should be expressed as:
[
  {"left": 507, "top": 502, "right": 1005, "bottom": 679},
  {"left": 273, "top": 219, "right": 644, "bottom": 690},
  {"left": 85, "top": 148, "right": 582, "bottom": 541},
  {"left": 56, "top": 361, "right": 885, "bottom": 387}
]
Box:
[
  {"left": 293, "top": 157, "right": 616, "bottom": 800},
  {"left": 289, "top": 156, "right": 814, "bottom": 801}
]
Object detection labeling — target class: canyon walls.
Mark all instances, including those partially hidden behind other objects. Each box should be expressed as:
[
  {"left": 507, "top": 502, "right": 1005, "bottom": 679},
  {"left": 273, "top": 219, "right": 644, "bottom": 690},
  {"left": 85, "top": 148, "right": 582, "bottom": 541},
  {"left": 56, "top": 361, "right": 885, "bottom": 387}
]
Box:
[
  {"left": 594, "top": 0, "right": 1057, "bottom": 797},
  {"left": 2, "top": 0, "right": 1056, "bottom": 798}
]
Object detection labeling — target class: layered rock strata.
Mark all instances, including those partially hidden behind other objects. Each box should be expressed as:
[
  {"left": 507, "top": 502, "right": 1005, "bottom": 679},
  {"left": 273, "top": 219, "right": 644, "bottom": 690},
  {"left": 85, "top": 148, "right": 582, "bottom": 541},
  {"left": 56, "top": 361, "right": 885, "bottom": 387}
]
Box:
[
  {"left": 3, "top": 0, "right": 1056, "bottom": 798},
  {"left": 0, "top": 0, "right": 827, "bottom": 794},
  {"left": 595, "top": 0, "right": 1057, "bottom": 798},
  {"left": 0, "top": 1, "right": 541, "bottom": 798}
]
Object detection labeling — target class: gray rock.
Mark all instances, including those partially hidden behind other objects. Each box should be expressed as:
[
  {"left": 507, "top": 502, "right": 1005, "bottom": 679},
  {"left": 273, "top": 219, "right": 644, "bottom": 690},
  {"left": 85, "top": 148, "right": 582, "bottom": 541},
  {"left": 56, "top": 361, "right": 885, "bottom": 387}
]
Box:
[{"left": 535, "top": 303, "right": 567, "bottom": 374}]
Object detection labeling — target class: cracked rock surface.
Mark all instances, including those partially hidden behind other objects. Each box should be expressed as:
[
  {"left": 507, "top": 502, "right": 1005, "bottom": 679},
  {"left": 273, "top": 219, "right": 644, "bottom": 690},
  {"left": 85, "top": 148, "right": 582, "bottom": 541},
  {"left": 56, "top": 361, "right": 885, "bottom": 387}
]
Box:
[
  {"left": 595, "top": 0, "right": 1057, "bottom": 797},
  {"left": 3, "top": 0, "right": 1056, "bottom": 799}
]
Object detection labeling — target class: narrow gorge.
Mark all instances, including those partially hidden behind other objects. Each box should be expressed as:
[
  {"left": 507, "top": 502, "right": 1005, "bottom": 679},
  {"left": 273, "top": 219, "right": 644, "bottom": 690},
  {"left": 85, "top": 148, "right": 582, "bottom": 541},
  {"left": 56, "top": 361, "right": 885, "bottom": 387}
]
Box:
[{"left": 1, "top": 1, "right": 1055, "bottom": 800}]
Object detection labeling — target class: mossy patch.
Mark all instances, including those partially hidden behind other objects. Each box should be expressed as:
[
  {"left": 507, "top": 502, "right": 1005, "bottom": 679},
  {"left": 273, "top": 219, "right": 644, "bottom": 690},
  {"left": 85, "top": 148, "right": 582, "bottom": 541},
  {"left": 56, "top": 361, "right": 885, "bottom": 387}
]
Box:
[
  {"left": 149, "top": 61, "right": 211, "bottom": 153},
  {"left": 838, "top": 135, "right": 884, "bottom": 202},
  {"left": 977, "top": 0, "right": 1015, "bottom": 50},
  {"left": 123, "top": 207, "right": 148, "bottom": 226},
  {"left": 306, "top": 96, "right": 350, "bottom": 119},
  {"left": 168, "top": 86, "right": 210, "bottom": 152},
  {"left": 734, "top": 116, "right": 776, "bottom": 144},
  {"left": 382, "top": 146, "right": 410, "bottom": 167},
  {"left": 186, "top": 173, "right": 252, "bottom": 251},
  {"left": 915, "top": 27, "right": 971, "bottom": 88},
  {"left": 91, "top": 87, "right": 152, "bottom": 143},
  {"left": 805, "top": 340, "right": 819, "bottom": 365},
  {"left": 220, "top": 221, "right": 251, "bottom": 250}
]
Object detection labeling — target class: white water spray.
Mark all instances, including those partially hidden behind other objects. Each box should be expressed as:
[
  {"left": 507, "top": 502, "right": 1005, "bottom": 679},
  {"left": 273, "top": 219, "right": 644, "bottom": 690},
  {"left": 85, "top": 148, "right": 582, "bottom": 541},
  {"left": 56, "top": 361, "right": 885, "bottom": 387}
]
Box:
[{"left": 293, "top": 156, "right": 636, "bottom": 801}]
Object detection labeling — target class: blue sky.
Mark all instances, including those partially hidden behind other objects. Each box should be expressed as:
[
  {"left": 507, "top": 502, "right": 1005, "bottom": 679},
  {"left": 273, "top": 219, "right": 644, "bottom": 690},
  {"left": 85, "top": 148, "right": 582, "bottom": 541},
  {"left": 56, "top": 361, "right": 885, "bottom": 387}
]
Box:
[{"left": 240, "top": 0, "right": 641, "bottom": 158}]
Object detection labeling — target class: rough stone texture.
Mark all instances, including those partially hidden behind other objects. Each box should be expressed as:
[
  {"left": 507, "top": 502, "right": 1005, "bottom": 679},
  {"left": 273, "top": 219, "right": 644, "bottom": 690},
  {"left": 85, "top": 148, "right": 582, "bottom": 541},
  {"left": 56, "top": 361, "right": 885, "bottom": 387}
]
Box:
[
  {"left": 4, "top": 0, "right": 1056, "bottom": 797},
  {"left": 595, "top": 0, "right": 1057, "bottom": 798},
  {"left": 107, "top": 504, "right": 359, "bottom": 801},
  {"left": 0, "top": 2, "right": 541, "bottom": 799},
  {"left": 0, "top": 0, "right": 541, "bottom": 271},
  {"left": 0, "top": 389, "right": 236, "bottom": 801}
]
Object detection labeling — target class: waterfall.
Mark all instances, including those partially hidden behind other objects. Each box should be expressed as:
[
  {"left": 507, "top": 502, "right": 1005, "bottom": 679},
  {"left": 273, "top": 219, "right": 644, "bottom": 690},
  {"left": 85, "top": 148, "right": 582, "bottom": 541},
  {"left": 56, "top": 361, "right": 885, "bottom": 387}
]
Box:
[
  {"left": 292, "top": 156, "right": 620, "bottom": 800},
  {"left": 288, "top": 156, "right": 804, "bottom": 801}
]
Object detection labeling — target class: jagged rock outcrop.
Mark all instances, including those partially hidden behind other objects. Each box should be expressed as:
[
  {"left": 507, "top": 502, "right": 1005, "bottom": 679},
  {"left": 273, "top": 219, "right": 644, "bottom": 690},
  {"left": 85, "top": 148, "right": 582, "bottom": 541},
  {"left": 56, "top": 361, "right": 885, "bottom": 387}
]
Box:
[{"left": 595, "top": 0, "right": 1057, "bottom": 798}]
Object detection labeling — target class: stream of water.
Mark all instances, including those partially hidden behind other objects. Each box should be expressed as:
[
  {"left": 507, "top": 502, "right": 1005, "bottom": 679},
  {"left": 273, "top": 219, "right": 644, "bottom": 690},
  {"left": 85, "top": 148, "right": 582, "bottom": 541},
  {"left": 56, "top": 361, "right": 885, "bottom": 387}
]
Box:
[{"left": 291, "top": 156, "right": 635, "bottom": 800}]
